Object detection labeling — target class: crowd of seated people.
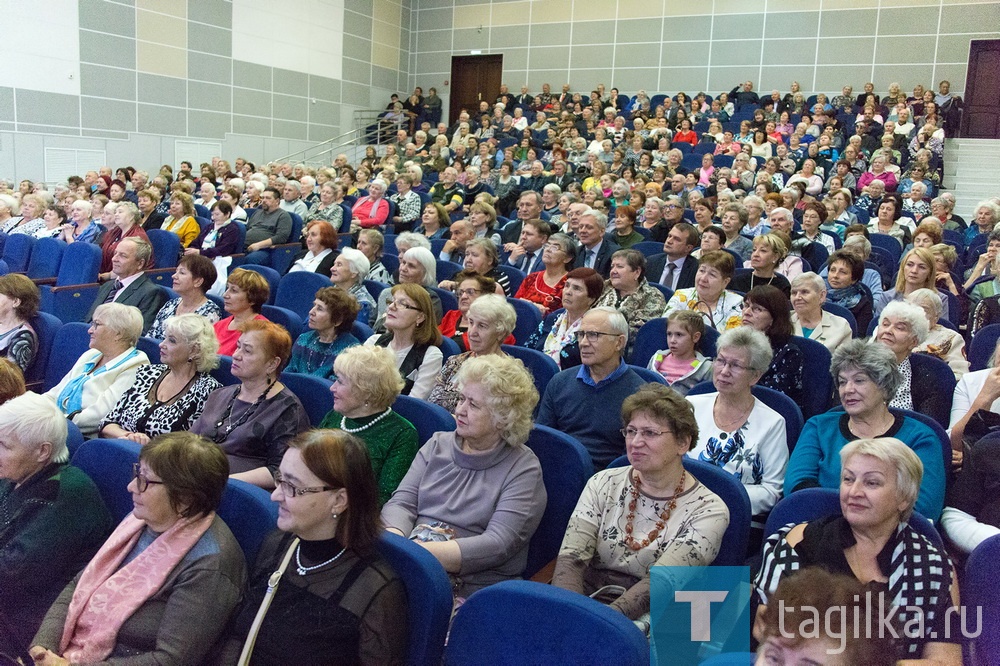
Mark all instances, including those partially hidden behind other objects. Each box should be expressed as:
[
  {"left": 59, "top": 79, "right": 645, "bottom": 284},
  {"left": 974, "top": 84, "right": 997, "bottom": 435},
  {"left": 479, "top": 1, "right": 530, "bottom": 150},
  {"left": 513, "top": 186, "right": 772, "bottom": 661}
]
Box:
[{"left": 0, "top": 76, "right": 991, "bottom": 663}]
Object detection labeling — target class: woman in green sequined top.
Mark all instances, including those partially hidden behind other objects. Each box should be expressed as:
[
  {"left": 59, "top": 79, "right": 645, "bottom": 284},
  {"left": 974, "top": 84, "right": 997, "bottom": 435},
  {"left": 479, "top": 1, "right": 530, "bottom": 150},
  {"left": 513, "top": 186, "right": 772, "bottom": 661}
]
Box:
[{"left": 319, "top": 345, "right": 419, "bottom": 505}]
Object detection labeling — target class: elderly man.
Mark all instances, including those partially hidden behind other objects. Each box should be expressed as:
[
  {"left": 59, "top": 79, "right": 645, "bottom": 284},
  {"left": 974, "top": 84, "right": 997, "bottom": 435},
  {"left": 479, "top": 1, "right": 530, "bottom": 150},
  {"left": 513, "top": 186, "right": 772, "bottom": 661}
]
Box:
[
  {"left": 537, "top": 307, "right": 646, "bottom": 470},
  {"left": 729, "top": 80, "right": 760, "bottom": 109},
  {"left": 647, "top": 222, "right": 700, "bottom": 290},
  {"left": 572, "top": 209, "right": 618, "bottom": 278},
  {"left": 86, "top": 237, "right": 166, "bottom": 334},
  {"left": 549, "top": 160, "right": 576, "bottom": 191},
  {"left": 439, "top": 219, "right": 473, "bottom": 263},
  {"left": 520, "top": 160, "right": 549, "bottom": 193},
  {"left": 244, "top": 186, "right": 293, "bottom": 258},
  {"left": 279, "top": 180, "right": 309, "bottom": 219},
  {"left": 500, "top": 190, "right": 546, "bottom": 244},
  {"left": 430, "top": 167, "right": 464, "bottom": 214},
  {"left": 832, "top": 85, "right": 854, "bottom": 112},
  {"left": 0, "top": 392, "right": 112, "bottom": 656}
]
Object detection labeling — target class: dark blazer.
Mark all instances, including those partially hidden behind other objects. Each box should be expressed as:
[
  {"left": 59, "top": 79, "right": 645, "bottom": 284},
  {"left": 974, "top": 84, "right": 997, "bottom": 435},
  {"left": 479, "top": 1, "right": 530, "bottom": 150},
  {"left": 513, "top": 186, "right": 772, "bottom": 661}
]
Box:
[
  {"left": 573, "top": 239, "right": 620, "bottom": 278},
  {"left": 646, "top": 254, "right": 698, "bottom": 290},
  {"left": 284, "top": 249, "right": 338, "bottom": 276},
  {"left": 550, "top": 173, "right": 577, "bottom": 191},
  {"left": 86, "top": 273, "right": 168, "bottom": 334},
  {"left": 140, "top": 212, "right": 166, "bottom": 232},
  {"left": 191, "top": 222, "right": 242, "bottom": 259}
]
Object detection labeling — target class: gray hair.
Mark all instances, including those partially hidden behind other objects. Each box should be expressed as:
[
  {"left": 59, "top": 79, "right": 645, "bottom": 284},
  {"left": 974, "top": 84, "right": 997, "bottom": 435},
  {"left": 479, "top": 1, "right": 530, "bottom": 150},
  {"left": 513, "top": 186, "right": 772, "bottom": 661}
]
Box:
[
  {"left": 163, "top": 313, "right": 220, "bottom": 372},
  {"left": 467, "top": 294, "right": 517, "bottom": 339},
  {"left": 831, "top": 339, "right": 900, "bottom": 403},
  {"left": 717, "top": 327, "right": 773, "bottom": 375},
  {"left": 71, "top": 199, "right": 93, "bottom": 219},
  {"left": 843, "top": 234, "right": 872, "bottom": 259},
  {"left": 904, "top": 288, "right": 943, "bottom": 324},
  {"left": 879, "top": 300, "right": 930, "bottom": 345},
  {"left": 395, "top": 231, "right": 431, "bottom": 252},
  {"left": 402, "top": 246, "right": 437, "bottom": 286},
  {"left": 975, "top": 200, "right": 1000, "bottom": 222},
  {"left": 779, "top": 187, "right": 800, "bottom": 204},
  {"left": 542, "top": 183, "right": 562, "bottom": 195},
  {"left": 299, "top": 176, "right": 315, "bottom": 187},
  {"left": 0, "top": 392, "right": 69, "bottom": 464},
  {"left": 0, "top": 194, "right": 18, "bottom": 215},
  {"left": 590, "top": 306, "right": 629, "bottom": 337},
  {"left": 840, "top": 437, "right": 922, "bottom": 521},
  {"left": 548, "top": 232, "right": 577, "bottom": 263},
  {"left": 284, "top": 179, "right": 301, "bottom": 193},
  {"left": 790, "top": 271, "right": 826, "bottom": 294},
  {"left": 92, "top": 302, "right": 144, "bottom": 347},
  {"left": 338, "top": 247, "right": 371, "bottom": 284}
]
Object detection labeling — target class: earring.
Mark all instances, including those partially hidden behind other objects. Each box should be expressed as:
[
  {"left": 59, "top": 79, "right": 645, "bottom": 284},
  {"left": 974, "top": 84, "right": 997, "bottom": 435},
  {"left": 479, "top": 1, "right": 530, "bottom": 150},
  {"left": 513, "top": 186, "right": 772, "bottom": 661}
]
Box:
[{"left": 331, "top": 512, "right": 338, "bottom": 519}]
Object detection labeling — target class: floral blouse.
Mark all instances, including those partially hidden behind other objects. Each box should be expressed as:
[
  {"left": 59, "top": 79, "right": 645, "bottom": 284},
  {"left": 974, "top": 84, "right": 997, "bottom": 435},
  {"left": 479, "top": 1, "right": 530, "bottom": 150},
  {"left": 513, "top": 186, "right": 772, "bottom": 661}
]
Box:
[{"left": 663, "top": 288, "right": 743, "bottom": 332}]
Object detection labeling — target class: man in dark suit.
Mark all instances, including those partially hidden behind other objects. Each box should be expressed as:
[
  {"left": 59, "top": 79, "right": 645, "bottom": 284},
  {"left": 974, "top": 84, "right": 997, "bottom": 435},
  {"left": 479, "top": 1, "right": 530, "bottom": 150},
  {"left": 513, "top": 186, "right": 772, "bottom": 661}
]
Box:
[
  {"left": 504, "top": 218, "right": 551, "bottom": 274},
  {"left": 86, "top": 237, "right": 166, "bottom": 335},
  {"left": 646, "top": 222, "right": 700, "bottom": 291},
  {"left": 556, "top": 84, "right": 572, "bottom": 108},
  {"left": 573, "top": 209, "right": 618, "bottom": 279},
  {"left": 548, "top": 160, "right": 576, "bottom": 191},
  {"left": 500, "top": 191, "right": 551, "bottom": 244}
]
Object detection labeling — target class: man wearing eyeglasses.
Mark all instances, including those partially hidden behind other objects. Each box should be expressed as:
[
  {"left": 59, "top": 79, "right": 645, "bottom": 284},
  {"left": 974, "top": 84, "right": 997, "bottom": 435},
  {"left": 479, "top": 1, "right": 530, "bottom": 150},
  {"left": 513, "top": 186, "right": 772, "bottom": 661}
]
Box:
[{"left": 536, "top": 307, "right": 646, "bottom": 470}]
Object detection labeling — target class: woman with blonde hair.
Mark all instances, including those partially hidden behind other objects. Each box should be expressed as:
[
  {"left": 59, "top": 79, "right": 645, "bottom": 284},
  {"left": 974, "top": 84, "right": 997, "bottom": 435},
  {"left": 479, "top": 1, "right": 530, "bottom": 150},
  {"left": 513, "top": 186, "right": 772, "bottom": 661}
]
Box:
[
  {"left": 876, "top": 246, "right": 944, "bottom": 319},
  {"left": 382, "top": 355, "right": 546, "bottom": 598},
  {"left": 161, "top": 191, "right": 201, "bottom": 247}
]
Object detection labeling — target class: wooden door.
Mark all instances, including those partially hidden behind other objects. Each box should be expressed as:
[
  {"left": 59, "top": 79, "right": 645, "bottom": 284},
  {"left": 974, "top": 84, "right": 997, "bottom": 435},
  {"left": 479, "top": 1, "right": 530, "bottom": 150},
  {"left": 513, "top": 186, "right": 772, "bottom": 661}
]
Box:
[
  {"left": 449, "top": 55, "right": 503, "bottom": 124},
  {"left": 963, "top": 40, "right": 1000, "bottom": 138}
]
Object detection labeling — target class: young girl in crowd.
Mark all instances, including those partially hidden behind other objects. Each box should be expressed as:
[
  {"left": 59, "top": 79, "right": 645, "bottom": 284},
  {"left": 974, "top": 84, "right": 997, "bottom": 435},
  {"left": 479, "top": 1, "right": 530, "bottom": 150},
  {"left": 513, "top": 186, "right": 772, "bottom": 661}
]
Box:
[{"left": 647, "top": 310, "right": 713, "bottom": 396}]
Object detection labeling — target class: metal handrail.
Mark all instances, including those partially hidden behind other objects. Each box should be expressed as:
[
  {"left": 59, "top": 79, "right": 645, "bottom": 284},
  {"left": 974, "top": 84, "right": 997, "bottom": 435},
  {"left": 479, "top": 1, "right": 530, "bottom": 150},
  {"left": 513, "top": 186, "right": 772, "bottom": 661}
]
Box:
[{"left": 271, "top": 111, "right": 406, "bottom": 167}]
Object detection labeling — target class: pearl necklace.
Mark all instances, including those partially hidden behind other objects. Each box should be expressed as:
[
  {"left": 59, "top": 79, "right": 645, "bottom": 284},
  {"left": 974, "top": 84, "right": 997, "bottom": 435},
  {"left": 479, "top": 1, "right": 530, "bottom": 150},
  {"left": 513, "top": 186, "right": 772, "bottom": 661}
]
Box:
[
  {"left": 295, "top": 543, "right": 347, "bottom": 576},
  {"left": 340, "top": 407, "right": 393, "bottom": 434}
]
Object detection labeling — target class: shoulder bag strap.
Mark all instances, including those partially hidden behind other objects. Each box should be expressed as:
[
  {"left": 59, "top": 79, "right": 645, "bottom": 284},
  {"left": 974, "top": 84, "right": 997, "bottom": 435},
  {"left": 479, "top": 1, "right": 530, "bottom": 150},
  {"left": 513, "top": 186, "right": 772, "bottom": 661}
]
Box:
[{"left": 237, "top": 536, "right": 300, "bottom": 666}]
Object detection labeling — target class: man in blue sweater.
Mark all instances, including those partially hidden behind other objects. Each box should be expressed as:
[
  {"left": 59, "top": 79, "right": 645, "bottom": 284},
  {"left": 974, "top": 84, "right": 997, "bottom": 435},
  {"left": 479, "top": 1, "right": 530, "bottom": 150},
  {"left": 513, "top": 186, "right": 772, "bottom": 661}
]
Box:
[{"left": 537, "top": 307, "right": 646, "bottom": 470}]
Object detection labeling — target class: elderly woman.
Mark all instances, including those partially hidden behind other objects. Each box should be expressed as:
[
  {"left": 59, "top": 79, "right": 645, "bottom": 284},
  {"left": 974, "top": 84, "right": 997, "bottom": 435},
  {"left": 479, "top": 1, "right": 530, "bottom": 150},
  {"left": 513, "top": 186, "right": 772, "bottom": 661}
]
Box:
[
  {"left": 858, "top": 154, "right": 899, "bottom": 192},
  {"left": 61, "top": 199, "right": 104, "bottom": 244},
  {"left": 213, "top": 267, "right": 270, "bottom": 356},
  {"left": 790, "top": 272, "right": 853, "bottom": 352},
  {"left": 428, "top": 294, "right": 516, "bottom": 413},
  {"left": 0, "top": 393, "right": 112, "bottom": 658},
  {"left": 187, "top": 199, "right": 241, "bottom": 259},
  {"left": 100, "top": 314, "right": 222, "bottom": 445},
  {"left": 98, "top": 201, "right": 151, "bottom": 275},
  {"left": 825, "top": 249, "right": 875, "bottom": 335},
  {"left": 366, "top": 283, "right": 444, "bottom": 400},
  {"left": 191, "top": 320, "right": 310, "bottom": 488},
  {"left": 609, "top": 204, "right": 643, "bottom": 249},
  {"left": 785, "top": 340, "right": 945, "bottom": 520},
  {"left": 868, "top": 193, "right": 911, "bottom": 249},
  {"left": 664, "top": 250, "right": 744, "bottom": 333},
  {"left": 216, "top": 430, "right": 407, "bottom": 663},
  {"left": 287, "top": 286, "right": 360, "bottom": 378},
  {"left": 968, "top": 233, "right": 1000, "bottom": 306},
  {"left": 147, "top": 254, "right": 221, "bottom": 340},
  {"left": 965, "top": 199, "right": 1000, "bottom": 245},
  {"left": 731, "top": 233, "right": 791, "bottom": 296},
  {"left": 906, "top": 288, "right": 968, "bottom": 379},
  {"left": 439, "top": 272, "right": 512, "bottom": 352},
  {"left": 326, "top": 247, "right": 376, "bottom": 326},
  {"left": 374, "top": 247, "right": 443, "bottom": 330},
  {"left": 315, "top": 345, "right": 419, "bottom": 506},
  {"left": 466, "top": 200, "right": 503, "bottom": 246},
  {"left": 351, "top": 178, "right": 390, "bottom": 229},
  {"left": 304, "top": 180, "right": 345, "bottom": 230},
  {"left": 515, "top": 232, "right": 575, "bottom": 316},
  {"left": 740, "top": 285, "right": 804, "bottom": 402},
  {"left": 0, "top": 273, "right": 39, "bottom": 373},
  {"left": 758, "top": 437, "right": 959, "bottom": 662},
  {"left": 595, "top": 249, "right": 666, "bottom": 348},
  {"left": 416, "top": 201, "right": 449, "bottom": 241},
  {"left": 286, "top": 219, "right": 338, "bottom": 276},
  {"left": 553, "top": 383, "right": 729, "bottom": 620},
  {"left": 382, "top": 355, "right": 546, "bottom": 598},
  {"left": 903, "top": 181, "right": 932, "bottom": 221},
  {"left": 29, "top": 433, "right": 247, "bottom": 665},
  {"left": 5, "top": 193, "right": 45, "bottom": 236},
  {"left": 0, "top": 194, "right": 22, "bottom": 233},
  {"left": 687, "top": 327, "right": 788, "bottom": 517},
  {"left": 160, "top": 191, "right": 201, "bottom": 247},
  {"left": 876, "top": 247, "right": 944, "bottom": 319},
  {"left": 389, "top": 174, "right": 421, "bottom": 232},
  {"left": 719, "top": 203, "right": 754, "bottom": 261},
  {"left": 357, "top": 228, "right": 394, "bottom": 285},
  {"left": 44, "top": 303, "right": 149, "bottom": 437},
  {"left": 872, "top": 300, "right": 954, "bottom": 424}
]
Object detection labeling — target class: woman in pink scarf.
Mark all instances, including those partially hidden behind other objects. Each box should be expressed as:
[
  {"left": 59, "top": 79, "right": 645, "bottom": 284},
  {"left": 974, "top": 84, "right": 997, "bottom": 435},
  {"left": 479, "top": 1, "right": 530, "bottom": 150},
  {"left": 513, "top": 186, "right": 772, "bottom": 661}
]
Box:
[{"left": 29, "top": 433, "right": 246, "bottom": 665}]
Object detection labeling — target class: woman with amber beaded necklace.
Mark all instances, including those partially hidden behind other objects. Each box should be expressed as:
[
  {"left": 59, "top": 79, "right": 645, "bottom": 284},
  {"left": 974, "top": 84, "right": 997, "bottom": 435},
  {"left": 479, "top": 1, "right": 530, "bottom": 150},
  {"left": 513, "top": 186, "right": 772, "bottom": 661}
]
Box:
[{"left": 552, "top": 383, "right": 729, "bottom": 621}]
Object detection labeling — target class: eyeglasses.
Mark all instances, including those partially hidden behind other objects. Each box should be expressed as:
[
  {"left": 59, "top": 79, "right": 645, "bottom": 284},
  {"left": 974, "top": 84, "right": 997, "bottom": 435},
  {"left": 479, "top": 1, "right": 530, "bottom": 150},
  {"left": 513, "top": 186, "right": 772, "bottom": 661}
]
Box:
[
  {"left": 386, "top": 296, "right": 421, "bottom": 312},
  {"left": 273, "top": 470, "right": 336, "bottom": 497},
  {"left": 715, "top": 356, "right": 752, "bottom": 373},
  {"left": 456, "top": 288, "right": 482, "bottom": 297},
  {"left": 621, "top": 426, "right": 673, "bottom": 440},
  {"left": 132, "top": 463, "right": 165, "bottom": 493},
  {"left": 574, "top": 330, "right": 622, "bottom": 343},
  {"left": 543, "top": 243, "right": 565, "bottom": 252}
]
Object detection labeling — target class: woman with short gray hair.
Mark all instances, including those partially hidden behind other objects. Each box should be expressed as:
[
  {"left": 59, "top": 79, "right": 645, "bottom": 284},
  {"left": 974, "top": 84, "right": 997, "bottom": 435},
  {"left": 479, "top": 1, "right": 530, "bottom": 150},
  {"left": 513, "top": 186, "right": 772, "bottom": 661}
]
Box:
[
  {"left": 686, "top": 327, "right": 788, "bottom": 517},
  {"left": 906, "top": 288, "right": 968, "bottom": 379},
  {"left": 789, "top": 271, "right": 853, "bottom": 352},
  {"left": 785, "top": 339, "right": 945, "bottom": 521}
]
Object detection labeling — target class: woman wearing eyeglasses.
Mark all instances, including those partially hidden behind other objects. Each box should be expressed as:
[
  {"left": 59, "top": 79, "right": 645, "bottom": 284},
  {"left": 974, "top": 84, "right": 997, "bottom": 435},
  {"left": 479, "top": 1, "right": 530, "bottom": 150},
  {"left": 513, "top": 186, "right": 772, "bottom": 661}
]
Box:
[
  {"left": 686, "top": 327, "right": 788, "bottom": 520},
  {"left": 553, "top": 383, "right": 728, "bottom": 621},
  {"left": 191, "top": 320, "right": 310, "bottom": 489},
  {"left": 30, "top": 433, "right": 246, "bottom": 666},
  {"left": 216, "top": 429, "right": 408, "bottom": 665}
]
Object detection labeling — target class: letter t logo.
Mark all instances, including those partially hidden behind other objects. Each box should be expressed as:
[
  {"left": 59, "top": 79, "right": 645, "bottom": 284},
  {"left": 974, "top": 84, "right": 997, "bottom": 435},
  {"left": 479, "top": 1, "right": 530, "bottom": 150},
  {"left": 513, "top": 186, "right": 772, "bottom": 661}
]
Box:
[{"left": 675, "top": 590, "right": 729, "bottom": 641}]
